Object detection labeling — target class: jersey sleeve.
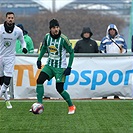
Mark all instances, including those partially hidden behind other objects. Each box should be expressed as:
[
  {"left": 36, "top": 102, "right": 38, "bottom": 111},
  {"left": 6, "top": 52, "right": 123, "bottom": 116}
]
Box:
[
  {"left": 17, "top": 29, "right": 26, "bottom": 49},
  {"left": 38, "top": 35, "right": 47, "bottom": 61},
  {"left": 63, "top": 36, "right": 74, "bottom": 68}
]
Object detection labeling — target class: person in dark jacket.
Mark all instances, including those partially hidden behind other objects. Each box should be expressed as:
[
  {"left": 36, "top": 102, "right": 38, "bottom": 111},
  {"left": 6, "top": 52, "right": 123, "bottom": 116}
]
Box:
[{"left": 74, "top": 27, "right": 98, "bottom": 53}]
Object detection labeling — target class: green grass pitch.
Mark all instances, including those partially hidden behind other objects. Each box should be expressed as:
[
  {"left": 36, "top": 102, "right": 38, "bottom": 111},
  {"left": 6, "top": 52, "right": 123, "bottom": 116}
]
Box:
[{"left": 0, "top": 100, "right": 132, "bottom": 133}]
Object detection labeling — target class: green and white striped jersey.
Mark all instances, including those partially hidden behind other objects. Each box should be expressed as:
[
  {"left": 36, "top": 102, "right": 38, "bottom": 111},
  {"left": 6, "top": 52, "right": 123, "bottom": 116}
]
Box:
[{"left": 38, "top": 33, "right": 74, "bottom": 68}]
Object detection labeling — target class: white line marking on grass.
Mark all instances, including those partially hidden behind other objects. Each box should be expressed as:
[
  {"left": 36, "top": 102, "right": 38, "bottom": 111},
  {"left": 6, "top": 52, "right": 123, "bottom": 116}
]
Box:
[{"left": 0, "top": 99, "right": 132, "bottom": 103}]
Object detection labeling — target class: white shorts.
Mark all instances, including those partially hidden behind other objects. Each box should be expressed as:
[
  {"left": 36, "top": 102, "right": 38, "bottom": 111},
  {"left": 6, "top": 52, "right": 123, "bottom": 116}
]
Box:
[{"left": 0, "top": 56, "right": 15, "bottom": 77}]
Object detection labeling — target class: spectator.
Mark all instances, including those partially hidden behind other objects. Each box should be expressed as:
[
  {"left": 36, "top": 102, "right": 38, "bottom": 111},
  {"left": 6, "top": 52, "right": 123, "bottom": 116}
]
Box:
[
  {"left": 99, "top": 23, "right": 127, "bottom": 99},
  {"left": 16, "top": 24, "right": 34, "bottom": 53},
  {"left": 74, "top": 27, "right": 99, "bottom": 53}
]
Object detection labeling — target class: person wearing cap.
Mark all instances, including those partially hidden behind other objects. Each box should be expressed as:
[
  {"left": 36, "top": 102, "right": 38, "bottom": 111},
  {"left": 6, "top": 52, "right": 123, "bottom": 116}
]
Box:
[
  {"left": 16, "top": 24, "right": 34, "bottom": 53},
  {"left": 74, "top": 27, "right": 98, "bottom": 53},
  {"left": 99, "top": 24, "right": 127, "bottom": 99},
  {"left": 30, "top": 19, "right": 76, "bottom": 114}
]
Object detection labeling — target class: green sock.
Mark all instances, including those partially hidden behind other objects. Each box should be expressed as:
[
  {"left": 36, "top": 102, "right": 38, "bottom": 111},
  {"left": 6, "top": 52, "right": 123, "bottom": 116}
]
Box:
[
  {"left": 61, "top": 91, "right": 73, "bottom": 106},
  {"left": 36, "top": 84, "right": 44, "bottom": 104}
]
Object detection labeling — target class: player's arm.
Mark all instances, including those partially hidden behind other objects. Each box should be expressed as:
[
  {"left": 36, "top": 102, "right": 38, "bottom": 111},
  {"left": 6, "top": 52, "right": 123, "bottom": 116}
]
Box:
[
  {"left": 38, "top": 38, "right": 47, "bottom": 61},
  {"left": 18, "top": 30, "right": 26, "bottom": 49},
  {"left": 68, "top": 49, "right": 74, "bottom": 68},
  {"left": 36, "top": 37, "right": 47, "bottom": 69},
  {"left": 63, "top": 37, "right": 74, "bottom": 76},
  {"left": 18, "top": 29, "right": 27, "bottom": 54},
  {"left": 64, "top": 38, "right": 74, "bottom": 68}
]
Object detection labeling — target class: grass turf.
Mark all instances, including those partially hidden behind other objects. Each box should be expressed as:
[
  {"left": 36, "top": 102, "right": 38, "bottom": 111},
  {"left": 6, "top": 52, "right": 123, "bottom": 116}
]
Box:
[{"left": 0, "top": 100, "right": 132, "bottom": 133}]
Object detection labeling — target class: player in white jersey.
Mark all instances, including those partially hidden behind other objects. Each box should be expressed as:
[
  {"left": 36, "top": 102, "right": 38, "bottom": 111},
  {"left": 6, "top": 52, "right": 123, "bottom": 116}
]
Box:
[{"left": 0, "top": 12, "right": 27, "bottom": 109}]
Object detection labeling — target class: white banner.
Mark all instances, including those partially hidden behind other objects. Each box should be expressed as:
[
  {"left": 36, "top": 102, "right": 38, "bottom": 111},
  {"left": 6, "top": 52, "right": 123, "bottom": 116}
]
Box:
[{"left": 13, "top": 56, "right": 133, "bottom": 99}]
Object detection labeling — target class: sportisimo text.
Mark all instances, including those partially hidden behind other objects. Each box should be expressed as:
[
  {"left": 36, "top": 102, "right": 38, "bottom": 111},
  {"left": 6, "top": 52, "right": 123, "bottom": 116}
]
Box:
[{"left": 47, "top": 69, "right": 133, "bottom": 90}]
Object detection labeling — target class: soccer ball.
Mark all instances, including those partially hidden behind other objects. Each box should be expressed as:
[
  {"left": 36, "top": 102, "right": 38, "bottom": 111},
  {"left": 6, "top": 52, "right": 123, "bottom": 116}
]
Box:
[{"left": 32, "top": 103, "right": 44, "bottom": 114}]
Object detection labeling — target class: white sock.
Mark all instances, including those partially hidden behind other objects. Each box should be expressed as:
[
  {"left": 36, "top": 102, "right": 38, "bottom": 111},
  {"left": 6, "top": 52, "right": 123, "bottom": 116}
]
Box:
[
  {"left": 0, "top": 84, "right": 9, "bottom": 99},
  {"left": 4, "top": 91, "right": 9, "bottom": 101}
]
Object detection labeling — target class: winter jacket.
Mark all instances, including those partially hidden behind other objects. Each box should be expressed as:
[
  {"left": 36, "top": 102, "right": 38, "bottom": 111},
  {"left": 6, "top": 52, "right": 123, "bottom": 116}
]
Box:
[
  {"left": 74, "top": 27, "right": 98, "bottom": 53},
  {"left": 99, "top": 24, "right": 127, "bottom": 53}
]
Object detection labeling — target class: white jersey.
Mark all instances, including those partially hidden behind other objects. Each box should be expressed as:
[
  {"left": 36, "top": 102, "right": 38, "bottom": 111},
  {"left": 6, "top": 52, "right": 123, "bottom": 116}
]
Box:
[{"left": 0, "top": 24, "right": 26, "bottom": 57}]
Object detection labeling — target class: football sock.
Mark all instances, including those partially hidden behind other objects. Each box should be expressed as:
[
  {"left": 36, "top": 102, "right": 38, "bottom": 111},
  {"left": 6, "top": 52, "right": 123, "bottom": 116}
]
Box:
[
  {"left": 61, "top": 91, "right": 73, "bottom": 106},
  {"left": 3, "top": 91, "right": 9, "bottom": 101},
  {"left": 36, "top": 84, "right": 44, "bottom": 104},
  {"left": 0, "top": 84, "right": 8, "bottom": 98}
]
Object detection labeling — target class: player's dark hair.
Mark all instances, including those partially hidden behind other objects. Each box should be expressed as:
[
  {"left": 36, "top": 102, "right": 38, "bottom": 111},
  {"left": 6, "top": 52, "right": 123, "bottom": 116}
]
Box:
[
  {"left": 6, "top": 12, "right": 15, "bottom": 17},
  {"left": 49, "top": 19, "right": 59, "bottom": 29}
]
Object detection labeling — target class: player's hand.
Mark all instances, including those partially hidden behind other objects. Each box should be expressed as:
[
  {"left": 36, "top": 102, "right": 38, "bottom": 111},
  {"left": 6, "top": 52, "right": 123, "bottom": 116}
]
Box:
[
  {"left": 63, "top": 67, "right": 71, "bottom": 76},
  {"left": 37, "top": 60, "right": 42, "bottom": 69},
  {"left": 22, "top": 48, "right": 28, "bottom": 54}
]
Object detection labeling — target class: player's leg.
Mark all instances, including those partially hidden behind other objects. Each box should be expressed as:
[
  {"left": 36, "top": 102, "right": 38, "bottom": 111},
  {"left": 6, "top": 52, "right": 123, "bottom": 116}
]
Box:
[
  {"left": 0, "top": 76, "right": 9, "bottom": 98},
  {"left": 0, "top": 76, "right": 12, "bottom": 109},
  {"left": 29, "top": 71, "right": 48, "bottom": 112},
  {"left": 0, "top": 59, "right": 4, "bottom": 98},
  {"left": 30, "top": 66, "right": 52, "bottom": 112},
  {"left": 36, "top": 65, "right": 53, "bottom": 103},
  {"left": 56, "top": 82, "right": 76, "bottom": 114},
  {"left": 36, "top": 71, "right": 49, "bottom": 103},
  {"left": 0, "top": 76, "right": 4, "bottom": 96},
  {"left": 54, "top": 67, "right": 76, "bottom": 114},
  {"left": 0, "top": 76, "right": 10, "bottom": 100},
  {"left": 2, "top": 56, "right": 15, "bottom": 108},
  {"left": 56, "top": 82, "right": 73, "bottom": 106}
]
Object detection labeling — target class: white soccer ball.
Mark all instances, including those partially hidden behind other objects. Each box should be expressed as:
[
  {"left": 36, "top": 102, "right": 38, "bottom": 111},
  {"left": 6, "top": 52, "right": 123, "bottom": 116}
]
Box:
[{"left": 32, "top": 103, "right": 44, "bottom": 114}]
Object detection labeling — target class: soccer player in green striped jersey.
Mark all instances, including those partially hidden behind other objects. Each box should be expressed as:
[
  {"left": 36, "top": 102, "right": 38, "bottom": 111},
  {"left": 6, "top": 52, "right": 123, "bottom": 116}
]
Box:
[{"left": 33, "top": 19, "right": 76, "bottom": 114}]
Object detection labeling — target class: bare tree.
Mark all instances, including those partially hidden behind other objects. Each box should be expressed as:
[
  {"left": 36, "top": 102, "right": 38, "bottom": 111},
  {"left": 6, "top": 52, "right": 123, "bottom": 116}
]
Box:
[{"left": 0, "top": 10, "right": 126, "bottom": 49}]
